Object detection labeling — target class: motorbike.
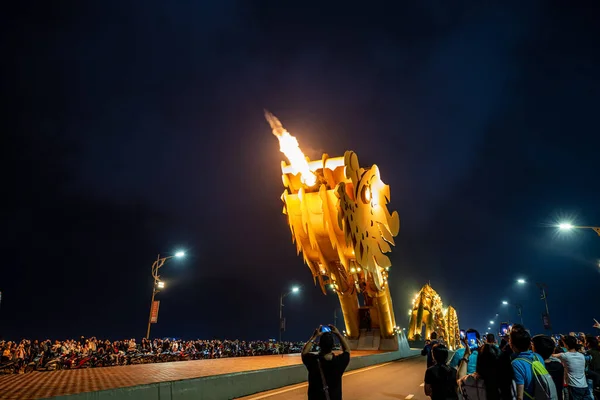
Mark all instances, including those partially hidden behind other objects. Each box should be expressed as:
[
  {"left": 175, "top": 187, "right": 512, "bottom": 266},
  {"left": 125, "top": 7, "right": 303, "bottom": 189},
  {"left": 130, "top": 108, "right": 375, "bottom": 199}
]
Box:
[
  {"left": 25, "top": 353, "right": 44, "bottom": 373},
  {"left": 41, "top": 354, "right": 64, "bottom": 371},
  {"left": 0, "top": 360, "right": 20, "bottom": 374}
]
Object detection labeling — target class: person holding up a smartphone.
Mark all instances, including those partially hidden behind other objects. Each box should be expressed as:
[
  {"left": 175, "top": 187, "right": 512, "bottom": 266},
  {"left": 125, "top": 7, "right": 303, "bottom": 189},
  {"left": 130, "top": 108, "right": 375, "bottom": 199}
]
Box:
[
  {"left": 448, "top": 329, "right": 480, "bottom": 374},
  {"left": 301, "top": 324, "right": 351, "bottom": 400}
]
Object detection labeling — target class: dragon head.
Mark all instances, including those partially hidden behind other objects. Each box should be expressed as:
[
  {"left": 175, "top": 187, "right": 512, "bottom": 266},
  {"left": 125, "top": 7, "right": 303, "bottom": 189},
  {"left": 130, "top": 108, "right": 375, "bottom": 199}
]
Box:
[{"left": 336, "top": 151, "right": 400, "bottom": 291}]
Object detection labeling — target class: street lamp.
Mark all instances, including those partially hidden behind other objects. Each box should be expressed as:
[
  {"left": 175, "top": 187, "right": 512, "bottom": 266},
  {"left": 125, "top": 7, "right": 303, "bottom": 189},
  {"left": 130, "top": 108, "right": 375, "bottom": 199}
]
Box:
[
  {"left": 490, "top": 321, "right": 494, "bottom": 324},
  {"left": 515, "top": 304, "right": 524, "bottom": 325},
  {"left": 536, "top": 283, "right": 552, "bottom": 332},
  {"left": 558, "top": 222, "right": 600, "bottom": 236},
  {"left": 146, "top": 251, "right": 185, "bottom": 339},
  {"left": 333, "top": 307, "right": 344, "bottom": 331},
  {"left": 279, "top": 286, "right": 300, "bottom": 355},
  {"left": 501, "top": 301, "right": 510, "bottom": 323},
  {"left": 502, "top": 300, "right": 524, "bottom": 326},
  {"left": 517, "top": 279, "right": 526, "bottom": 284}
]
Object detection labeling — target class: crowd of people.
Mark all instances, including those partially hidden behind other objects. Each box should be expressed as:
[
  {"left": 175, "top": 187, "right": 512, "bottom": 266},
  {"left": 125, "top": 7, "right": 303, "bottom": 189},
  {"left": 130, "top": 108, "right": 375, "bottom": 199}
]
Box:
[
  {"left": 0, "top": 337, "right": 305, "bottom": 374},
  {"left": 422, "top": 326, "right": 600, "bottom": 400}
]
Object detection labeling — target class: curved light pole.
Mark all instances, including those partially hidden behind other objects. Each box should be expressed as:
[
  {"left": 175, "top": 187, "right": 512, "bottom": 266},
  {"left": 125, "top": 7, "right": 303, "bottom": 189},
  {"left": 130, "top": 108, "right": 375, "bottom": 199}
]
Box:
[
  {"left": 500, "top": 300, "right": 524, "bottom": 326},
  {"left": 279, "top": 286, "right": 300, "bottom": 355},
  {"left": 515, "top": 304, "right": 524, "bottom": 325},
  {"left": 146, "top": 251, "right": 185, "bottom": 339},
  {"left": 333, "top": 307, "right": 343, "bottom": 331},
  {"left": 558, "top": 223, "right": 600, "bottom": 236},
  {"left": 325, "top": 284, "right": 343, "bottom": 331}
]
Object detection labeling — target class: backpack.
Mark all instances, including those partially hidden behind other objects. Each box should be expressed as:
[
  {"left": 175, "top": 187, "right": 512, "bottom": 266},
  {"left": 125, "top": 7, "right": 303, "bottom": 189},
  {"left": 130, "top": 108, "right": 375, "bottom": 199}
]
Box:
[{"left": 512, "top": 356, "right": 558, "bottom": 400}]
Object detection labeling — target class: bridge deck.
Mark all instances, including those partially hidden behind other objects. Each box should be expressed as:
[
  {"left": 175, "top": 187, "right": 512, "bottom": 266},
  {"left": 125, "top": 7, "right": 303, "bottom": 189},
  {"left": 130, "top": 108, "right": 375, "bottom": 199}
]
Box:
[{"left": 0, "top": 351, "right": 382, "bottom": 400}]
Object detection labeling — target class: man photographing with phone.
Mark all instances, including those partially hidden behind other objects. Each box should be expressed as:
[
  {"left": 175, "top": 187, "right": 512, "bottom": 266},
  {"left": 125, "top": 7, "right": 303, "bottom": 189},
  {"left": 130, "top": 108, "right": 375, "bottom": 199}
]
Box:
[{"left": 302, "top": 324, "right": 351, "bottom": 400}]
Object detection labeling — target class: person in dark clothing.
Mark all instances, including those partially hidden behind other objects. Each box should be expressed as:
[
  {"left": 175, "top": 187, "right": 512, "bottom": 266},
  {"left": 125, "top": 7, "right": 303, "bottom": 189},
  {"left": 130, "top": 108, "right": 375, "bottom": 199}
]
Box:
[
  {"left": 498, "top": 334, "right": 515, "bottom": 400},
  {"left": 425, "top": 344, "right": 458, "bottom": 400},
  {"left": 532, "top": 334, "right": 565, "bottom": 400},
  {"left": 585, "top": 336, "right": 600, "bottom": 390},
  {"left": 301, "top": 324, "right": 351, "bottom": 400},
  {"left": 422, "top": 332, "right": 439, "bottom": 368}
]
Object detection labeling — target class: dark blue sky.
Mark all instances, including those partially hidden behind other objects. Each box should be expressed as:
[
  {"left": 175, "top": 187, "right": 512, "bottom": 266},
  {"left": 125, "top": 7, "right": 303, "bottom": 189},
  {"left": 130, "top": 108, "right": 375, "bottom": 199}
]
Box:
[{"left": 2, "top": 1, "right": 599, "bottom": 341}]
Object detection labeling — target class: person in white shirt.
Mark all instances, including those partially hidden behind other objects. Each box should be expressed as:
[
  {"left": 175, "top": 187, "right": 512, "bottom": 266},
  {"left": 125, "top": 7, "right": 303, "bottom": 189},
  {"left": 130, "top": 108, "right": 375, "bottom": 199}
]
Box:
[{"left": 554, "top": 336, "right": 592, "bottom": 400}]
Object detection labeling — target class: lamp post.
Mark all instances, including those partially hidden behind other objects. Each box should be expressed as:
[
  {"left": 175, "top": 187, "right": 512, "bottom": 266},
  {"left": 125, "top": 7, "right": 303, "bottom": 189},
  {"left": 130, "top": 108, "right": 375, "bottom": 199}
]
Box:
[
  {"left": 333, "top": 307, "right": 344, "bottom": 331},
  {"left": 535, "top": 284, "right": 550, "bottom": 316},
  {"left": 510, "top": 279, "right": 527, "bottom": 325},
  {"left": 536, "top": 282, "right": 552, "bottom": 333},
  {"left": 279, "top": 286, "right": 300, "bottom": 355},
  {"left": 515, "top": 304, "right": 524, "bottom": 325},
  {"left": 501, "top": 301, "right": 510, "bottom": 322},
  {"left": 558, "top": 223, "right": 600, "bottom": 236},
  {"left": 146, "top": 251, "right": 185, "bottom": 339},
  {"left": 501, "top": 300, "right": 524, "bottom": 326}
]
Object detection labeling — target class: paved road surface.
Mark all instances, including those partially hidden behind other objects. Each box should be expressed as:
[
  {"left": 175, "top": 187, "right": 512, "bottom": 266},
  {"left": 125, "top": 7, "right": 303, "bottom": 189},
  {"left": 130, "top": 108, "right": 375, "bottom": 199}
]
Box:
[
  {"left": 237, "top": 356, "right": 426, "bottom": 400},
  {"left": 0, "top": 351, "right": 382, "bottom": 400}
]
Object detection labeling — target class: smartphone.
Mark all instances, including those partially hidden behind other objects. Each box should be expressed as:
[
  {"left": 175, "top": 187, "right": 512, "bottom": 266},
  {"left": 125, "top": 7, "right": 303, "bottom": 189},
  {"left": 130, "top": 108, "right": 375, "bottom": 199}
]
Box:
[
  {"left": 500, "top": 323, "right": 509, "bottom": 335},
  {"left": 460, "top": 330, "right": 466, "bottom": 340},
  {"left": 321, "top": 326, "right": 331, "bottom": 333},
  {"left": 466, "top": 332, "right": 478, "bottom": 349}
]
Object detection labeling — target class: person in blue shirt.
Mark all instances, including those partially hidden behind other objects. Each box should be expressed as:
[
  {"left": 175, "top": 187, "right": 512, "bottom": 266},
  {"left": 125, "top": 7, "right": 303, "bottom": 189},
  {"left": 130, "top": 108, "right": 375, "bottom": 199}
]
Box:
[
  {"left": 449, "top": 329, "right": 479, "bottom": 374},
  {"left": 510, "top": 327, "right": 545, "bottom": 400}
]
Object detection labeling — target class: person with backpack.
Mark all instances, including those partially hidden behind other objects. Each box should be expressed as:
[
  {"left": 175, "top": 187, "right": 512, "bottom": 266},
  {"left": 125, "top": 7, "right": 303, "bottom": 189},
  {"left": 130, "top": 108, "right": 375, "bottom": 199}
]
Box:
[
  {"left": 532, "top": 335, "right": 565, "bottom": 400},
  {"left": 553, "top": 335, "right": 593, "bottom": 400},
  {"left": 510, "top": 328, "right": 558, "bottom": 400},
  {"left": 424, "top": 344, "right": 458, "bottom": 400}
]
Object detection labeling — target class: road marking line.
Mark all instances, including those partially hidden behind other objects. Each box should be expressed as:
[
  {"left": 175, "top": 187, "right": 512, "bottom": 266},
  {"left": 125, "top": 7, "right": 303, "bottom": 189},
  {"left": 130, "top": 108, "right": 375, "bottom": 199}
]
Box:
[
  {"left": 420, "top": 383, "right": 425, "bottom": 387},
  {"left": 406, "top": 395, "right": 415, "bottom": 399},
  {"left": 242, "top": 362, "right": 394, "bottom": 399}
]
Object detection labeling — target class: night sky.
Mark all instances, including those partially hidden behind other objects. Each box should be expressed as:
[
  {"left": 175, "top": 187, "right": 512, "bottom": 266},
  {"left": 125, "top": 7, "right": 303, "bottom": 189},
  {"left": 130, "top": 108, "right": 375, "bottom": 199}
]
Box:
[{"left": 3, "top": 1, "right": 600, "bottom": 342}]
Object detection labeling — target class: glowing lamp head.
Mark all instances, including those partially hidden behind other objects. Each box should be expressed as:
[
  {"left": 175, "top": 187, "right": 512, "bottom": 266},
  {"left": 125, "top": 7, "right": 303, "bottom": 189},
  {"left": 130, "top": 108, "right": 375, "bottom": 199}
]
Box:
[
  {"left": 175, "top": 251, "right": 185, "bottom": 258},
  {"left": 157, "top": 281, "right": 165, "bottom": 289},
  {"left": 558, "top": 223, "right": 573, "bottom": 230},
  {"left": 490, "top": 321, "right": 494, "bottom": 324},
  {"left": 291, "top": 286, "right": 300, "bottom": 293},
  {"left": 517, "top": 279, "right": 525, "bottom": 284},
  {"left": 502, "top": 301, "right": 508, "bottom": 305}
]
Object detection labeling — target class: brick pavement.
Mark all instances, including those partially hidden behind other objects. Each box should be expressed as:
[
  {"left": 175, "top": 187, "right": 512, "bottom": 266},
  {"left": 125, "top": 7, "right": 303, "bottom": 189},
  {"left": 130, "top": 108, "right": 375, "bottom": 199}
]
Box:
[{"left": 0, "top": 351, "right": 381, "bottom": 400}]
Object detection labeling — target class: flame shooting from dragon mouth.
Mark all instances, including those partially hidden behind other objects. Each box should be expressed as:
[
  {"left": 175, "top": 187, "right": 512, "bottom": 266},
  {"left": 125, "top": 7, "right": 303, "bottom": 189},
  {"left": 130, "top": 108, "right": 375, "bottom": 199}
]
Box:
[{"left": 265, "top": 110, "right": 317, "bottom": 186}]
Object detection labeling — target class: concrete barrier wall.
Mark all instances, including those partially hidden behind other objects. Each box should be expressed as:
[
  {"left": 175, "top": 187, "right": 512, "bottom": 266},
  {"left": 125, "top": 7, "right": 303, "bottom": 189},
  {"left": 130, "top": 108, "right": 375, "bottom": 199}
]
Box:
[{"left": 50, "top": 338, "right": 420, "bottom": 400}]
